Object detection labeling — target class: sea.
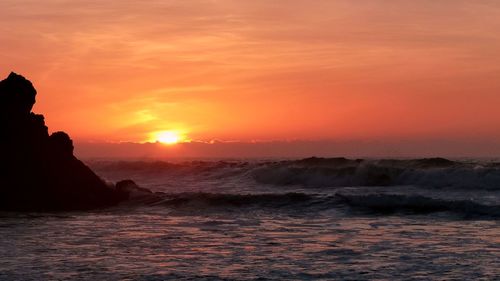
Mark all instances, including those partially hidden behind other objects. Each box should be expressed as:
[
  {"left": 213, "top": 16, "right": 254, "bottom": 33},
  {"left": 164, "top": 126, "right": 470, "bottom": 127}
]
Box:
[{"left": 0, "top": 157, "right": 499, "bottom": 280}]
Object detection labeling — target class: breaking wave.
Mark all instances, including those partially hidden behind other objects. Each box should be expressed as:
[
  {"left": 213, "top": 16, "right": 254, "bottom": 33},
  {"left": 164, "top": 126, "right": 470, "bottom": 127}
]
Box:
[
  {"left": 89, "top": 157, "right": 500, "bottom": 218},
  {"left": 251, "top": 157, "right": 500, "bottom": 190},
  {"left": 90, "top": 157, "right": 500, "bottom": 190}
]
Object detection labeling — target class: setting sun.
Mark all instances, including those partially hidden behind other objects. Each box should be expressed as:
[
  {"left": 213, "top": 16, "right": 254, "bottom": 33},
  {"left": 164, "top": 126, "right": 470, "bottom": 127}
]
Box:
[{"left": 152, "top": 131, "right": 185, "bottom": 145}]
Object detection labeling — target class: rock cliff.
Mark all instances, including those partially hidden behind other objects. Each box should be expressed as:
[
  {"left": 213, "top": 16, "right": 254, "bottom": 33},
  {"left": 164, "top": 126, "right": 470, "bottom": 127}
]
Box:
[{"left": 0, "top": 72, "right": 126, "bottom": 211}]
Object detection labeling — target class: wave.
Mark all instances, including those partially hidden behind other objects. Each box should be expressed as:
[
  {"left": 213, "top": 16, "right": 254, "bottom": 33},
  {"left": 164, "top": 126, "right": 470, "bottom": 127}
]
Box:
[
  {"left": 252, "top": 157, "right": 500, "bottom": 190},
  {"left": 89, "top": 157, "right": 500, "bottom": 190},
  {"left": 90, "top": 160, "right": 252, "bottom": 174},
  {"left": 335, "top": 193, "right": 500, "bottom": 217},
  {"left": 115, "top": 183, "right": 500, "bottom": 218},
  {"left": 146, "top": 192, "right": 318, "bottom": 209},
  {"left": 125, "top": 191, "right": 500, "bottom": 218}
]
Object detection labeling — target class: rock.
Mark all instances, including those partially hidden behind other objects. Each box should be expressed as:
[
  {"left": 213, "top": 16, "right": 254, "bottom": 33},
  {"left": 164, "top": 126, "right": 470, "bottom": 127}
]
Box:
[
  {"left": 0, "top": 72, "right": 36, "bottom": 116},
  {"left": 116, "top": 180, "right": 153, "bottom": 199},
  {"left": 49, "top": 131, "right": 74, "bottom": 159},
  {"left": 0, "top": 72, "right": 126, "bottom": 211}
]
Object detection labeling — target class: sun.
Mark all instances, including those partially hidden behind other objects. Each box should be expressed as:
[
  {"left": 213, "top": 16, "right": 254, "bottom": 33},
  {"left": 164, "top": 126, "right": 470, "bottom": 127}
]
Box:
[{"left": 153, "top": 130, "right": 185, "bottom": 145}]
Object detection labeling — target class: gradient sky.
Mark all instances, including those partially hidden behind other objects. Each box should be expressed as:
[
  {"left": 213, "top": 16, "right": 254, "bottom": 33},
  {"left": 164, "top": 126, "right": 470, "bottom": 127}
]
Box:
[{"left": 1, "top": 1, "right": 500, "bottom": 155}]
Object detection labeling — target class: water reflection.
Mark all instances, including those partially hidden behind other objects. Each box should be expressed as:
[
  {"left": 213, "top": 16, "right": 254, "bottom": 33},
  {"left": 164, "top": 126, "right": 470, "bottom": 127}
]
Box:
[{"left": 0, "top": 209, "right": 498, "bottom": 280}]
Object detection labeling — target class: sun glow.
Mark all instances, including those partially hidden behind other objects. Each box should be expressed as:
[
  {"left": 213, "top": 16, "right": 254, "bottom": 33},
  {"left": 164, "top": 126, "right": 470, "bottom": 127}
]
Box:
[{"left": 152, "top": 130, "right": 186, "bottom": 145}]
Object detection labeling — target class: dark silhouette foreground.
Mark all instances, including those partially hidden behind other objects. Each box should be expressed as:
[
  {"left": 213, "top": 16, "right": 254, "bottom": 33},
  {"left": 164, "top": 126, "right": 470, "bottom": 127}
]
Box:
[{"left": 0, "top": 72, "right": 132, "bottom": 211}]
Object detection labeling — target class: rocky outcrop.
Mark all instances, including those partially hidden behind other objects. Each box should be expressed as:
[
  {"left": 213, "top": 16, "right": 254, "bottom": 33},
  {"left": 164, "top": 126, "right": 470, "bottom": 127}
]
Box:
[
  {"left": 116, "top": 180, "right": 154, "bottom": 199},
  {"left": 0, "top": 72, "right": 129, "bottom": 211}
]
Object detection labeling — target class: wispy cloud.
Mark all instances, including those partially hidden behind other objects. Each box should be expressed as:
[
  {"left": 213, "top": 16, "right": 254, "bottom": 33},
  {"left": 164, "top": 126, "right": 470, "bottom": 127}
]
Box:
[{"left": 1, "top": 0, "right": 500, "bottom": 145}]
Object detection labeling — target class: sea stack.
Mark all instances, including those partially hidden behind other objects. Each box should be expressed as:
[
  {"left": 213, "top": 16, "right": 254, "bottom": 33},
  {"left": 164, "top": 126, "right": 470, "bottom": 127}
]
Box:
[{"left": 0, "top": 72, "right": 125, "bottom": 211}]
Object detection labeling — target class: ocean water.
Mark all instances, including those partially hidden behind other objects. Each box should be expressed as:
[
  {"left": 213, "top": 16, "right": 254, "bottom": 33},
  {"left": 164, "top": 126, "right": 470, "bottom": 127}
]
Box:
[{"left": 1, "top": 158, "right": 499, "bottom": 280}]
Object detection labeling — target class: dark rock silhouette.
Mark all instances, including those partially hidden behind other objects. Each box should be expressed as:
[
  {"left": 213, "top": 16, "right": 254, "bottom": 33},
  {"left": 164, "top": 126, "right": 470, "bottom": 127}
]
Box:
[
  {"left": 0, "top": 72, "right": 131, "bottom": 211},
  {"left": 116, "top": 180, "right": 154, "bottom": 199}
]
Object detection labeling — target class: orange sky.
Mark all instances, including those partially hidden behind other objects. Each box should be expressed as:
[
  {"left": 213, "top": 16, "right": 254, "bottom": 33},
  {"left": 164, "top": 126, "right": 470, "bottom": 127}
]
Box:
[{"left": 1, "top": 1, "right": 500, "bottom": 150}]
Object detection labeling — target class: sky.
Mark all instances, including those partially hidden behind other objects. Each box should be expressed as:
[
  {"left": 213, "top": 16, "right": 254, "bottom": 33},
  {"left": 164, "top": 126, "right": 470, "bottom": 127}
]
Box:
[{"left": 1, "top": 0, "right": 500, "bottom": 157}]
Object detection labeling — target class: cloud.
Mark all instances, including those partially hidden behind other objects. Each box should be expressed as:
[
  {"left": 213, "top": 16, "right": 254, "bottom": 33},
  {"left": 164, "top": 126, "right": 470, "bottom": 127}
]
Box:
[{"left": 1, "top": 0, "right": 500, "bottom": 146}]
